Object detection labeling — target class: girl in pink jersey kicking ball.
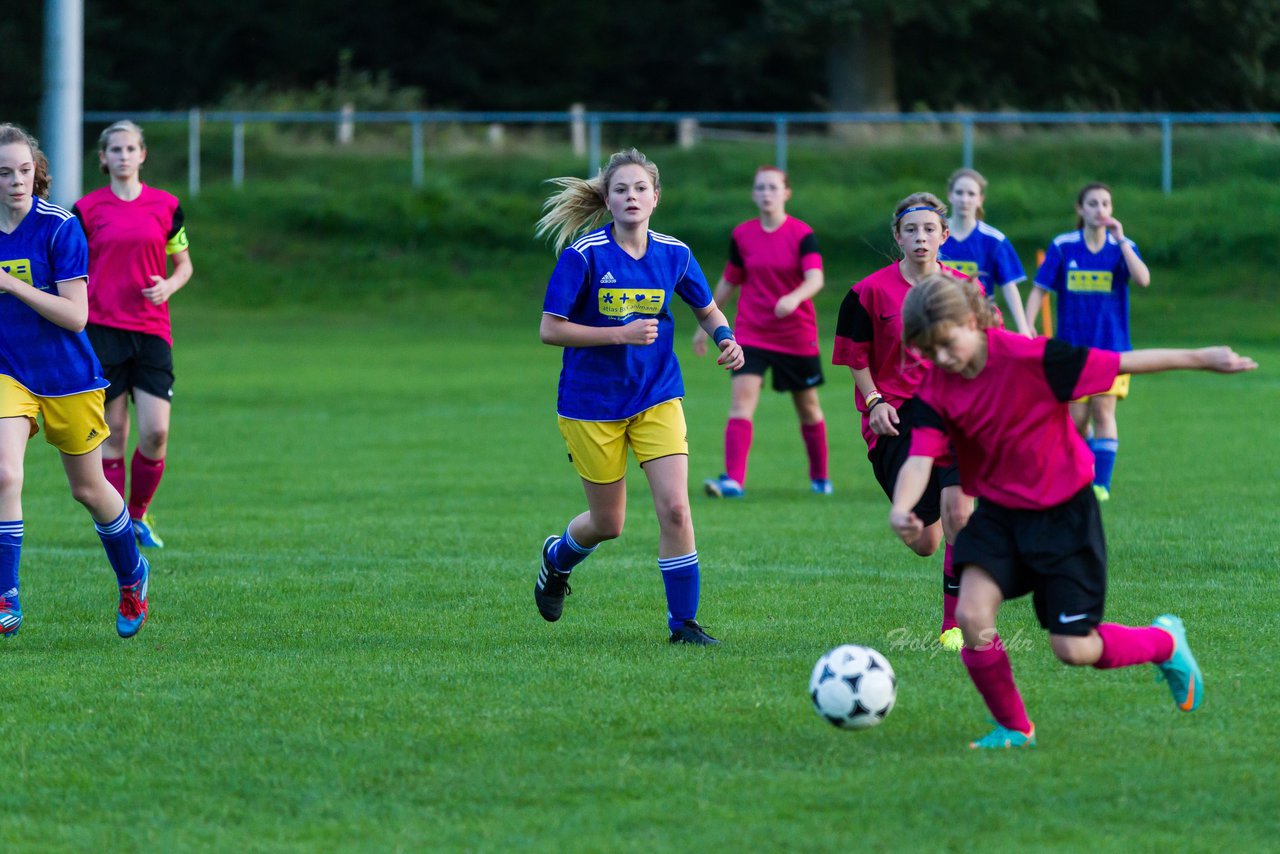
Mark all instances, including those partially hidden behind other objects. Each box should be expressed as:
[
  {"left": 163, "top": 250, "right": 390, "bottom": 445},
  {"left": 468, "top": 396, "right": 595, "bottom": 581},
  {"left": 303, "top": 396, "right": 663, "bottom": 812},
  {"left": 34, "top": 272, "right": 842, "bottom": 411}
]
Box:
[
  {"left": 74, "top": 121, "right": 193, "bottom": 549},
  {"left": 693, "top": 166, "right": 830, "bottom": 498},
  {"left": 890, "top": 274, "right": 1255, "bottom": 749},
  {"left": 833, "top": 192, "right": 974, "bottom": 652}
]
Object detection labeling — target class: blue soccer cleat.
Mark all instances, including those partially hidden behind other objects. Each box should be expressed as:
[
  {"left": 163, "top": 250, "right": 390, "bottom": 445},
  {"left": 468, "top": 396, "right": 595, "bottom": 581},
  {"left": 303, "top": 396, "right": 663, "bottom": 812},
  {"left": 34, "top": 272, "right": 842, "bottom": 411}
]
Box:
[
  {"left": 704, "top": 474, "right": 744, "bottom": 498},
  {"left": 1153, "top": 614, "right": 1203, "bottom": 712},
  {"left": 810, "top": 478, "right": 834, "bottom": 495},
  {"left": 0, "top": 588, "right": 21, "bottom": 637},
  {"left": 969, "top": 721, "right": 1036, "bottom": 750},
  {"left": 117, "top": 558, "right": 150, "bottom": 639},
  {"left": 132, "top": 513, "right": 165, "bottom": 549}
]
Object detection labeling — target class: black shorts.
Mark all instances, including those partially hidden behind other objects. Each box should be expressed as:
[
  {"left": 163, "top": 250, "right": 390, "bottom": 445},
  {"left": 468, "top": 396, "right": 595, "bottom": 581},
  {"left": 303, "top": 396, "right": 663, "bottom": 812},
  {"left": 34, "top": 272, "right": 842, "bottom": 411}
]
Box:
[
  {"left": 867, "top": 398, "right": 961, "bottom": 526},
  {"left": 734, "top": 345, "right": 824, "bottom": 393},
  {"left": 952, "top": 485, "right": 1107, "bottom": 637},
  {"left": 87, "top": 324, "right": 175, "bottom": 403}
]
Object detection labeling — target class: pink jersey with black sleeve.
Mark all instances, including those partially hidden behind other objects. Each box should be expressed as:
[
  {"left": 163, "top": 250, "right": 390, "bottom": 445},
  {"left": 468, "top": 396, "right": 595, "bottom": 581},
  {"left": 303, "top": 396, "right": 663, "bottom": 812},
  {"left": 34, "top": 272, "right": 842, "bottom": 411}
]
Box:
[
  {"left": 722, "top": 216, "right": 823, "bottom": 356},
  {"left": 909, "top": 329, "right": 1121, "bottom": 510},
  {"left": 832, "top": 263, "right": 967, "bottom": 449},
  {"left": 74, "top": 184, "right": 186, "bottom": 345}
]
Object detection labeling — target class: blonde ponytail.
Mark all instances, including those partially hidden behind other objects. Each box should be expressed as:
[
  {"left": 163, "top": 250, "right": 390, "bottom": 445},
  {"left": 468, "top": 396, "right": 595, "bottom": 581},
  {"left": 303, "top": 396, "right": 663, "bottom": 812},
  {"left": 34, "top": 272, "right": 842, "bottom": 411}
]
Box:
[{"left": 535, "top": 147, "right": 661, "bottom": 253}]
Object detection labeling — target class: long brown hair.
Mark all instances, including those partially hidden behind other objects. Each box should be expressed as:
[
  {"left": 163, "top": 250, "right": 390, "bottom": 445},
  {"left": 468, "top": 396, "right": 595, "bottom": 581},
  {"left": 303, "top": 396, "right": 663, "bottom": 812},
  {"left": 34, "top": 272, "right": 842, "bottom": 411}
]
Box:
[
  {"left": 901, "top": 274, "right": 999, "bottom": 353},
  {"left": 535, "top": 148, "right": 660, "bottom": 253},
  {"left": 0, "top": 124, "right": 51, "bottom": 200}
]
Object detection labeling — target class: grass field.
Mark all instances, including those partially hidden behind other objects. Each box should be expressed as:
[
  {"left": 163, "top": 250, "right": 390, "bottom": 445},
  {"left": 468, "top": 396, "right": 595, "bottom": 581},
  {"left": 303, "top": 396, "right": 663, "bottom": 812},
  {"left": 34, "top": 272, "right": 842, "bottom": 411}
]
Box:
[{"left": 3, "top": 137, "right": 1278, "bottom": 849}]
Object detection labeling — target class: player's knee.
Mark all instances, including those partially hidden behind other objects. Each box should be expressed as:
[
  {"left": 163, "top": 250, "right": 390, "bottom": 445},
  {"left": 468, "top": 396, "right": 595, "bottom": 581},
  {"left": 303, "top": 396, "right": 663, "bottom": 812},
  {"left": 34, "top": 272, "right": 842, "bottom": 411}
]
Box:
[
  {"left": 138, "top": 425, "right": 168, "bottom": 452},
  {"left": 1050, "top": 636, "right": 1094, "bottom": 667},
  {"left": 0, "top": 460, "right": 23, "bottom": 498},
  {"left": 657, "top": 500, "right": 692, "bottom": 534},
  {"left": 955, "top": 604, "right": 993, "bottom": 637}
]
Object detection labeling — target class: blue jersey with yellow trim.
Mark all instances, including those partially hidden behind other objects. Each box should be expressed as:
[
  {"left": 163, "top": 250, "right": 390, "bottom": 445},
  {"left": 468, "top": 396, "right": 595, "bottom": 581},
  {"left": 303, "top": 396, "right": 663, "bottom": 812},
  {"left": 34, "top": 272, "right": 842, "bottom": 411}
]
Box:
[
  {"left": 543, "top": 223, "right": 713, "bottom": 421},
  {"left": 0, "top": 199, "right": 108, "bottom": 397},
  {"left": 1034, "top": 229, "right": 1141, "bottom": 351},
  {"left": 939, "top": 221, "right": 1026, "bottom": 297}
]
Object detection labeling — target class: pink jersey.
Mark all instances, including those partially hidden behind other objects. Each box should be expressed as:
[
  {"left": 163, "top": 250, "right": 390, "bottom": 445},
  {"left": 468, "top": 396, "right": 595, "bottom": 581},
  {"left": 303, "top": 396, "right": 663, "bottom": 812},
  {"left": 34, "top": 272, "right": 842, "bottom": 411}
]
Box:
[
  {"left": 75, "top": 184, "right": 187, "bottom": 345},
  {"left": 832, "top": 263, "right": 966, "bottom": 448},
  {"left": 910, "top": 329, "right": 1121, "bottom": 510},
  {"left": 722, "top": 216, "right": 823, "bottom": 356}
]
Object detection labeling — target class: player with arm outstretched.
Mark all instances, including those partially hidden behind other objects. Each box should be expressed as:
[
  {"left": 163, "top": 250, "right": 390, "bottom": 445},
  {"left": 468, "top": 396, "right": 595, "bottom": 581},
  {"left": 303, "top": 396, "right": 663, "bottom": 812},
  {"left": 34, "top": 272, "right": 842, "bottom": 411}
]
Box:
[
  {"left": 532, "top": 148, "right": 744, "bottom": 645},
  {"left": 889, "top": 274, "right": 1255, "bottom": 749}
]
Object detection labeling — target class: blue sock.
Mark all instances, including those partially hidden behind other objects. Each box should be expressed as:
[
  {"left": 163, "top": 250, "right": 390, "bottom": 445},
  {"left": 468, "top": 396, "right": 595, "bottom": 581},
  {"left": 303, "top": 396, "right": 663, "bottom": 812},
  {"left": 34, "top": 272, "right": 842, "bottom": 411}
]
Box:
[
  {"left": 659, "top": 552, "right": 700, "bottom": 632},
  {"left": 549, "top": 526, "right": 595, "bottom": 573},
  {"left": 95, "top": 508, "right": 145, "bottom": 586},
  {"left": 0, "top": 520, "right": 22, "bottom": 601},
  {"left": 1089, "top": 438, "right": 1119, "bottom": 490}
]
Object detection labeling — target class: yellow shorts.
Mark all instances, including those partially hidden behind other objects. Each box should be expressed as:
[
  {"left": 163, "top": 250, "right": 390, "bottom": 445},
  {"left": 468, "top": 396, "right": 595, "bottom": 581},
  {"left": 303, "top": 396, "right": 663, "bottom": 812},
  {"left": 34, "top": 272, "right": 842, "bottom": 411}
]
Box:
[
  {"left": 0, "top": 376, "right": 109, "bottom": 455},
  {"left": 558, "top": 399, "right": 688, "bottom": 484},
  {"left": 1073, "top": 373, "right": 1130, "bottom": 403}
]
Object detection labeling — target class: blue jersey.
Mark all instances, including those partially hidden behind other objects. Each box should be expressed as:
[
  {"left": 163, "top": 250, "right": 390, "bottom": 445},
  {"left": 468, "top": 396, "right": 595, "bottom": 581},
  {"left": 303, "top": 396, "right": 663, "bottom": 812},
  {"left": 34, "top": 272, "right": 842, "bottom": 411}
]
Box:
[
  {"left": 1034, "top": 229, "right": 1141, "bottom": 351},
  {"left": 939, "top": 221, "right": 1026, "bottom": 298},
  {"left": 0, "top": 199, "right": 108, "bottom": 397},
  {"left": 542, "top": 223, "right": 713, "bottom": 421}
]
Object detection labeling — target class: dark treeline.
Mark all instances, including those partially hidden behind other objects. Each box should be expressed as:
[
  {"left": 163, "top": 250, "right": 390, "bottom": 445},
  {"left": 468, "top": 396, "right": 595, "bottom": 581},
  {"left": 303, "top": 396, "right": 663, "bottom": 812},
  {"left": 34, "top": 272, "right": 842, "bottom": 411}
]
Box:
[{"left": 4, "top": 0, "right": 1279, "bottom": 124}]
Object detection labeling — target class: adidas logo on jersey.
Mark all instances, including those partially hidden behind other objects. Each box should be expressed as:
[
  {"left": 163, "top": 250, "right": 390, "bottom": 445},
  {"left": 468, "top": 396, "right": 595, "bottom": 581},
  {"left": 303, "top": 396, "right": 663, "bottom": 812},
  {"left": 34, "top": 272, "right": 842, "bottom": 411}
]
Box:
[{"left": 600, "top": 271, "right": 617, "bottom": 284}]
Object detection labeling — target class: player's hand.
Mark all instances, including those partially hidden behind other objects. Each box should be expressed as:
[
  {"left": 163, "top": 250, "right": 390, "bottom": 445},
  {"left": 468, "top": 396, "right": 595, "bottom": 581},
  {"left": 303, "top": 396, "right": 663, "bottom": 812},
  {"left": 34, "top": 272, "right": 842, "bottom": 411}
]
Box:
[
  {"left": 691, "top": 327, "right": 709, "bottom": 356},
  {"left": 869, "top": 402, "right": 900, "bottom": 436},
  {"left": 1198, "top": 346, "right": 1258, "bottom": 373},
  {"left": 889, "top": 508, "right": 923, "bottom": 544},
  {"left": 141, "top": 275, "right": 173, "bottom": 305},
  {"left": 619, "top": 318, "right": 659, "bottom": 345},
  {"left": 1101, "top": 216, "right": 1125, "bottom": 243},
  {"left": 716, "top": 338, "right": 744, "bottom": 371},
  {"left": 774, "top": 293, "right": 800, "bottom": 318}
]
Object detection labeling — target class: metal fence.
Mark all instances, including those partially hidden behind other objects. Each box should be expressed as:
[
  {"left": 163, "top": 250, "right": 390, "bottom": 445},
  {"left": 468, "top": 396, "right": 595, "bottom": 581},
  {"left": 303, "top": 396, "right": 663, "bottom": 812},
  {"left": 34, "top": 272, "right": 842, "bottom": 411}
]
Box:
[{"left": 84, "top": 108, "right": 1280, "bottom": 198}]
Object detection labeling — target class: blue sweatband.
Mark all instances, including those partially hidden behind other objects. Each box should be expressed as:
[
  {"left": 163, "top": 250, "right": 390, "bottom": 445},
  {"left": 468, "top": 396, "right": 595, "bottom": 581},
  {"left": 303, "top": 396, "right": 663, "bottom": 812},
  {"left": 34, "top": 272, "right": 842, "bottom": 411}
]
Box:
[
  {"left": 713, "top": 326, "right": 734, "bottom": 345},
  {"left": 895, "top": 204, "right": 942, "bottom": 221}
]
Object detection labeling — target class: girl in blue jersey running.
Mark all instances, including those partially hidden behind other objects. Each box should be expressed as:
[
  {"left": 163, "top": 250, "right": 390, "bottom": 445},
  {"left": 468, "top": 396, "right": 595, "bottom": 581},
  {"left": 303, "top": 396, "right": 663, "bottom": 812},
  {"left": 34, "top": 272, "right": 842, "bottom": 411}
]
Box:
[
  {"left": 1026, "top": 182, "right": 1151, "bottom": 501},
  {"left": 532, "top": 148, "right": 744, "bottom": 645},
  {"left": 941, "top": 168, "right": 1032, "bottom": 337},
  {"left": 0, "top": 124, "right": 151, "bottom": 639}
]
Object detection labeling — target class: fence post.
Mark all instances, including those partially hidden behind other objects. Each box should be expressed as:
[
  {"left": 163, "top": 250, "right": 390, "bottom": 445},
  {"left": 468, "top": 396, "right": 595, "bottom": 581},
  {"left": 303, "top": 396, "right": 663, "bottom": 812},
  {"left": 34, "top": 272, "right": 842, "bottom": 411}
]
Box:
[
  {"left": 411, "top": 119, "right": 424, "bottom": 189},
  {"left": 570, "top": 103, "right": 586, "bottom": 156},
  {"left": 1161, "top": 116, "right": 1173, "bottom": 195},
  {"left": 677, "top": 117, "right": 698, "bottom": 149},
  {"left": 232, "top": 119, "right": 245, "bottom": 189},
  {"left": 962, "top": 117, "right": 974, "bottom": 169},
  {"left": 337, "top": 103, "right": 355, "bottom": 145},
  {"left": 187, "top": 107, "right": 201, "bottom": 198},
  {"left": 587, "top": 116, "right": 601, "bottom": 177},
  {"left": 774, "top": 117, "right": 788, "bottom": 171}
]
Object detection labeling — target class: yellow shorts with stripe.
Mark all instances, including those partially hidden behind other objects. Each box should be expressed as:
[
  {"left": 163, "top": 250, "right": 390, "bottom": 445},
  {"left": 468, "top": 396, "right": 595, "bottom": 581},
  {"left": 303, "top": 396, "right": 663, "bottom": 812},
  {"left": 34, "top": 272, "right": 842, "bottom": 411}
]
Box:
[
  {"left": 558, "top": 399, "right": 687, "bottom": 484},
  {"left": 0, "top": 376, "right": 109, "bottom": 455},
  {"left": 1072, "top": 373, "right": 1130, "bottom": 403}
]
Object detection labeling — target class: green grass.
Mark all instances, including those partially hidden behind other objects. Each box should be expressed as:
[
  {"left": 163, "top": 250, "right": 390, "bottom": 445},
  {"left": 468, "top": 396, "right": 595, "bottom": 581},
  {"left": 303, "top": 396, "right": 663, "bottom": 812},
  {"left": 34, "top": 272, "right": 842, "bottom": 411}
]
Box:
[{"left": 4, "top": 136, "right": 1276, "bottom": 848}]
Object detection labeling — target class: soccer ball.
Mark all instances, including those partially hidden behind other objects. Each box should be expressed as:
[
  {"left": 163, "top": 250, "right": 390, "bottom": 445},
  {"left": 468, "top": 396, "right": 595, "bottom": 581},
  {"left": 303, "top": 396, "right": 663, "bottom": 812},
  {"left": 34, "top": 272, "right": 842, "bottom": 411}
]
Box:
[{"left": 809, "top": 644, "right": 897, "bottom": 730}]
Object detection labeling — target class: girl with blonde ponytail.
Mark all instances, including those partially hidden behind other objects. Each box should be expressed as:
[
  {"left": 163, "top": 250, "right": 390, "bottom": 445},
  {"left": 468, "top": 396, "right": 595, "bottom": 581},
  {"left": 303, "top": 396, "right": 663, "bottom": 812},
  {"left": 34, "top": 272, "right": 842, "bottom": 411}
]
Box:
[{"left": 532, "top": 148, "right": 744, "bottom": 646}]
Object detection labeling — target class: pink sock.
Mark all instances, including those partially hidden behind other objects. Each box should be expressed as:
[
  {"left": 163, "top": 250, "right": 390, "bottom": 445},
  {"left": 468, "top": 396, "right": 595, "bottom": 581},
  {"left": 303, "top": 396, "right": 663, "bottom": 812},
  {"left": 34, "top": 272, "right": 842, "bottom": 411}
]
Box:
[
  {"left": 127, "top": 450, "right": 166, "bottom": 520},
  {"left": 961, "top": 637, "right": 1032, "bottom": 733},
  {"left": 1093, "top": 623, "right": 1175, "bottom": 669},
  {"left": 800, "top": 420, "right": 828, "bottom": 481},
  {"left": 103, "top": 457, "right": 126, "bottom": 499},
  {"left": 725, "top": 418, "right": 753, "bottom": 485},
  {"left": 941, "top": 544, "right": 959, "bottom": 632}
]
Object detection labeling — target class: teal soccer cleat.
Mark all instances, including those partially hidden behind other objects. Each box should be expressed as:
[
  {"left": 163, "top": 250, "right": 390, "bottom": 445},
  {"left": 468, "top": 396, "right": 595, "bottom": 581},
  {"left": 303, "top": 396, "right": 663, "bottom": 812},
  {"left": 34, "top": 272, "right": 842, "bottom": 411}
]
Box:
[
  {"left": 969, "top": 721, "right": 1036, "bottom": 750},
  {"left": 703, "top": 474, "right": 744, "bottom": 498},
  {"left": 1153, "top": 614, "right": 1203, "bottom": 712}
]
